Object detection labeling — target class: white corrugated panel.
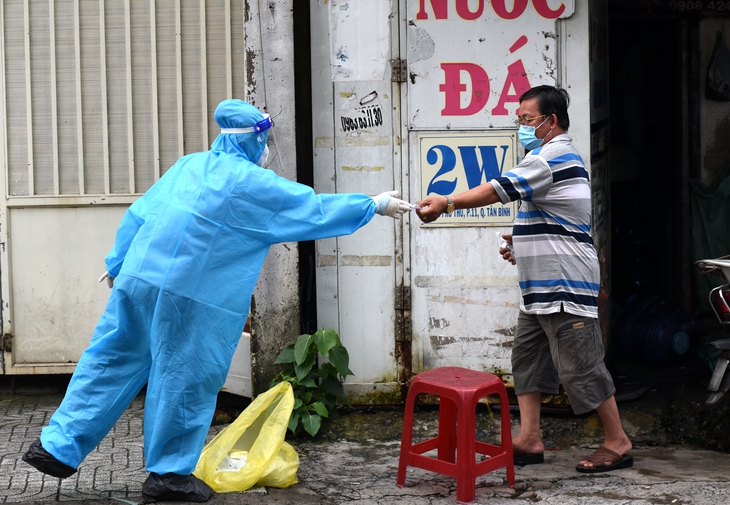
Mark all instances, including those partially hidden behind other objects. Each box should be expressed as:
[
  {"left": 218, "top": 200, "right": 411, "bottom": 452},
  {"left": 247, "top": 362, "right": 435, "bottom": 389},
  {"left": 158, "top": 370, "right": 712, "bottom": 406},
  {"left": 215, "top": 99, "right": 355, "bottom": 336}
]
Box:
[
  {"left": 0, "top": 0, "right": 250, "bottom": 379},
  {"left": 1, "top": 0, "right": 245, "bottom": 199}
]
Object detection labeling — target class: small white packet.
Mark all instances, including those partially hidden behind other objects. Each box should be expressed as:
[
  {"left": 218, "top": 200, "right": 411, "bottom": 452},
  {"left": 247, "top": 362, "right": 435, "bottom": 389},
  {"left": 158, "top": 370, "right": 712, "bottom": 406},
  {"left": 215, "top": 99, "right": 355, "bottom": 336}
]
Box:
[{"left": 496, "top": 232, "right": 515, "bottom": 259}]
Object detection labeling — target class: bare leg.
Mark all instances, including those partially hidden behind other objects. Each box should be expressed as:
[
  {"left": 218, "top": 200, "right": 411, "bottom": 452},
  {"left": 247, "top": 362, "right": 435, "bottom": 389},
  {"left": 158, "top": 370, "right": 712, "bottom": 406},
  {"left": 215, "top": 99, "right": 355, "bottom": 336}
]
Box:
[
  {"left": 579, "top": 395, "right": 632, "bottom": 467},
  {"left": 512, "top": 391, "right": 545, "bottom": 454}
]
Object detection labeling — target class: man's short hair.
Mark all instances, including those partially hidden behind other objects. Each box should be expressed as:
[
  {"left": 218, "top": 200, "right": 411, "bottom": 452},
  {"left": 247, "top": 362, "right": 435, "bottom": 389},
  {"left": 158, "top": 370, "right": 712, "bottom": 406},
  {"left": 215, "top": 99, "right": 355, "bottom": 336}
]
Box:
[{"left": 519, "top": 85, "right": 570, "bottom": 131}]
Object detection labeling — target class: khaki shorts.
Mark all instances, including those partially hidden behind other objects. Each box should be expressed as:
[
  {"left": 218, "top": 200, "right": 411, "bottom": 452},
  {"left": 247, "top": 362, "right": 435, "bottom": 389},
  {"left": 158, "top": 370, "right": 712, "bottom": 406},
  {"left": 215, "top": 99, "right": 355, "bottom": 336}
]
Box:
[{"left": 511, "top": 309, "right": 615, "bottom": 415}]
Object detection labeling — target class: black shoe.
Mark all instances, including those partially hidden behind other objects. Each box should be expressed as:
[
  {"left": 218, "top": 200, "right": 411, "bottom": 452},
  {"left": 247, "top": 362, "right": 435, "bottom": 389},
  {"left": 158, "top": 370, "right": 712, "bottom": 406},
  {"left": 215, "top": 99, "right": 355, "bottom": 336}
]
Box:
[
  {"left": 142, "top": 472, "right": 214, "bottom": 503},
  {"left": 22, "top": 440, "right": 77, "bottom": 478}
]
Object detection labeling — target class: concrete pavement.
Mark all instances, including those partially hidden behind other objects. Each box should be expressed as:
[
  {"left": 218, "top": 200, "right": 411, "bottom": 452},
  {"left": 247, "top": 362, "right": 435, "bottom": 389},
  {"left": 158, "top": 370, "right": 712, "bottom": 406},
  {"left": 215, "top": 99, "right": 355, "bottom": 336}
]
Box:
[{"left": 2, "top": 375, "right": 730, "bottom": 505}]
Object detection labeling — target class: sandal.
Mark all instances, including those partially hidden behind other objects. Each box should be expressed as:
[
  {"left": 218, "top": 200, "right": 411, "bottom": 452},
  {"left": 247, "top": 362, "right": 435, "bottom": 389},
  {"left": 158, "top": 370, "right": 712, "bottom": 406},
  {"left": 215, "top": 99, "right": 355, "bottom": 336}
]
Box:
[
  {"left": 513, "top": 446, "right": 544, "bottom": 466},
  {"left": 576, "top": 446, "right": 633, "bottom": 473}
]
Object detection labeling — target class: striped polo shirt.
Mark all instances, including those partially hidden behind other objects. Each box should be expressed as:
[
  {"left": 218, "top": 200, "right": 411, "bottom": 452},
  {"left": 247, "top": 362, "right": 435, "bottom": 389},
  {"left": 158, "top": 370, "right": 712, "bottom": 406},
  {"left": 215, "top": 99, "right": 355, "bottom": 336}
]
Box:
[{"left": 489, "top": 134, "right": 599, "bottom": 318}]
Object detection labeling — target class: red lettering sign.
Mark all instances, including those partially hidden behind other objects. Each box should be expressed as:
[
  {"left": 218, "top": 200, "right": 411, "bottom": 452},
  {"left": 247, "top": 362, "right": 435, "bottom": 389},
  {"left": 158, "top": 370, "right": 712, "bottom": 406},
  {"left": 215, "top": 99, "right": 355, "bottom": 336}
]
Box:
[
  {"left": 455, "top": 0, "right": 484, "bottom": 20},
  {"left": 416, "top": 0, "right": 566, "bottom": 20},
  {"left": 416, "top": 0, "right": 447, "bottom": 20},
  {"left": 491, "top": 60, "right": 531, "bottom": 115},
  {"left": 439, "top": 35, "right": 532, "bottom": 117},
  {"left": 533, "top": 0, "right": 566, "bottom": 18},
  {"left": 439, "top": 63, "right": 489, "bottom": 116},
  {"left": 492, "top": 0, "right": 528, "bottom": 20}
]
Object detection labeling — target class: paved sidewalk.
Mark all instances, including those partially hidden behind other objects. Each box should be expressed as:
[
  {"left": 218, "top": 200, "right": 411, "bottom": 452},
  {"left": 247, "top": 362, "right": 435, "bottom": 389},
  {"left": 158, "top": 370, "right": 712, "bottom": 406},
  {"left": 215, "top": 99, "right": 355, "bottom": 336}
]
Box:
[{"left": 3, "top": 378, "right": 730, "bottom": 505}]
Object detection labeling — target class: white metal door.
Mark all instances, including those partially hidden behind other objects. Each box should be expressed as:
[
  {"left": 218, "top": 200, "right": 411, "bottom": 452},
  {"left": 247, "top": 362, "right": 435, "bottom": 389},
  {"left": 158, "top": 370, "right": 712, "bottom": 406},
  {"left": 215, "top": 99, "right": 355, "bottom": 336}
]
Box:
[
  {"left": 0, "top": 0, "right": 252, "bottom": 378},
  {"left": 406, "top": 0, "right": 585, "bottom": 381},
  {"left": 311, "top": 0, "right": 408, "bottom": 402}
]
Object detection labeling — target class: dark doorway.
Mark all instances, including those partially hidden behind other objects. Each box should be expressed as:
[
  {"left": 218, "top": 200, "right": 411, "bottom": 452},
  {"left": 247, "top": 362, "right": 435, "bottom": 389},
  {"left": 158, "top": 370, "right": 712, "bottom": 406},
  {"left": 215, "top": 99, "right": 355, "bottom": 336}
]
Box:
[
  {"left": 293, "top": 0, "right": 318, "bottom": 335},
  {"left": 608, "top": 13, "right": 687, "bottom": 306},
  {"left": 607, "top": 5, "right": 701, "bottom": 373}
]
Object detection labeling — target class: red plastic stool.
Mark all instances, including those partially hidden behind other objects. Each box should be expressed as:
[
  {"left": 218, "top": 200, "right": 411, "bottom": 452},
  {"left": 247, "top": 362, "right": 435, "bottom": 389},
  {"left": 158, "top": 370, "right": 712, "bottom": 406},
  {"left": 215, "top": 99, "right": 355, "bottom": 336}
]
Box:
[{"left": 396, "top": 367, "right": 515, "bottom": 504}]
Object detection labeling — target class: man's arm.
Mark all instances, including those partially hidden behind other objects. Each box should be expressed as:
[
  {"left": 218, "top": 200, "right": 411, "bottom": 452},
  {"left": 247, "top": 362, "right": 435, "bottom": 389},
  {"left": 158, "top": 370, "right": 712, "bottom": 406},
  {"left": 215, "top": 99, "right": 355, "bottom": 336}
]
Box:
[{"left": 415, "top": 182, "right": 500, "bottom": 223}]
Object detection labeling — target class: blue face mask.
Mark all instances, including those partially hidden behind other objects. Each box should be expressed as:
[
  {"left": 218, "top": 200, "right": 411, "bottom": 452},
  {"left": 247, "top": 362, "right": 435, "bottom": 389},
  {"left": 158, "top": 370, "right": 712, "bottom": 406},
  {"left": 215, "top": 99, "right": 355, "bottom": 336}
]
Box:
[{"left": 518, "top": 116, "right": 551, "bottom": 150}]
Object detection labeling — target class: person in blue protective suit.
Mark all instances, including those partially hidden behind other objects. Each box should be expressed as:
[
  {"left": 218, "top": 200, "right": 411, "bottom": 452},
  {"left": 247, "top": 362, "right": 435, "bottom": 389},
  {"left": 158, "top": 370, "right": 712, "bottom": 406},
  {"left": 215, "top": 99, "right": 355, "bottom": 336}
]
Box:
[{"left": 22, "top": 99, "right": 413, "bottom": 502}]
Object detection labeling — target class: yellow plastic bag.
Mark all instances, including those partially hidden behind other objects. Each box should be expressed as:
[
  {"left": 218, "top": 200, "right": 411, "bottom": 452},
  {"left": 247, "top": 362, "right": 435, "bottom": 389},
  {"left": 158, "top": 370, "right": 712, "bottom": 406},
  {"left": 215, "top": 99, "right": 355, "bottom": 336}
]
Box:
[{"left": 194, "top": 382, "right": 299, "bottom": 493}]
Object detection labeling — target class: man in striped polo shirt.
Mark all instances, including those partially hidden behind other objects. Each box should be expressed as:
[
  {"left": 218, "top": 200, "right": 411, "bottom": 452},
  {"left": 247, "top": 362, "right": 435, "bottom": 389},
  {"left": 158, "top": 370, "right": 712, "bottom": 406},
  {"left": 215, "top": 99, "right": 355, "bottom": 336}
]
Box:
[{"left": 416, "top": 85, "right": 632, "bottom": 473}]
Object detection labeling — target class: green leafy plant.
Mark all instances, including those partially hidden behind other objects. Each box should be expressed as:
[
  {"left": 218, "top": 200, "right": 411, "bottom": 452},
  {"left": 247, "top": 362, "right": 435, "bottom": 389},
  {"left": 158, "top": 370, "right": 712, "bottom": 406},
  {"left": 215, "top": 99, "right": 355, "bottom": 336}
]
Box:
[{"left": 270, "top": 328, "right": 353, "bottom": 437}]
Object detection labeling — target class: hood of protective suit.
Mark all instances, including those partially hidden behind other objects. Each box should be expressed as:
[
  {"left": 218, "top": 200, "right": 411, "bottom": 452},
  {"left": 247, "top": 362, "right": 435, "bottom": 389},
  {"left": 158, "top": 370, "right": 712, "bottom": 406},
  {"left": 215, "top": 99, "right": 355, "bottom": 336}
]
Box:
[{"left": 211, "top": 99, "right": 269, "bottom": 162}]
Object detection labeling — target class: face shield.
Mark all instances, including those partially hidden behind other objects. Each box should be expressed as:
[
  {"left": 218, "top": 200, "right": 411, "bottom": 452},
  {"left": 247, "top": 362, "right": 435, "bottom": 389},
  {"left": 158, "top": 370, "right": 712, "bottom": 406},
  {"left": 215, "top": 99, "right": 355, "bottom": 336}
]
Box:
[
  {"left": 213, "top": 100, "right": 273, "bottom": 162},
  {"left": 220, "top": 114, "right": 273, "bottom": 166},
  {"left": 219, "top": 114, "right": 273, "bottom": 135}
]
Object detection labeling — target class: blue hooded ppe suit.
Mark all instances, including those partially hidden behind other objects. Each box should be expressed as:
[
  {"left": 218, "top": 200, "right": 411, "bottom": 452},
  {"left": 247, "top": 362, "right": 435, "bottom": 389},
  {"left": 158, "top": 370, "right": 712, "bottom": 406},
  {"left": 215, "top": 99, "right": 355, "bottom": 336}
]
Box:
[{"left": 39, "top": 99, "right": 377, "bottom": 476}]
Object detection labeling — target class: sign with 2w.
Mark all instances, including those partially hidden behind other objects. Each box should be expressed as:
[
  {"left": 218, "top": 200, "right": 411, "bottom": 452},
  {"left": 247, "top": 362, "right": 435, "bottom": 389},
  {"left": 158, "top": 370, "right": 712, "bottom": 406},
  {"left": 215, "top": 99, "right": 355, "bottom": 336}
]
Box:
[{"left": 418, "top": 131, "right": 519, "bottom": 227}]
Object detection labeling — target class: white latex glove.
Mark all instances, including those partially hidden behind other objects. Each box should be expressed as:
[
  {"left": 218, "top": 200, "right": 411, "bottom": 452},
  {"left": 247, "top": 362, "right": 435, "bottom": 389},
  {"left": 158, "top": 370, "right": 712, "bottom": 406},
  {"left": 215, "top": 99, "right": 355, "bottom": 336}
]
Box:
[
  {"left": 98, "top": 271, "right": 115, "bottom": 288},
  {"left": 373, "top": 190, "right": 415, "bottom": 219}
]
